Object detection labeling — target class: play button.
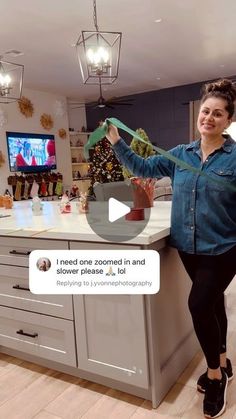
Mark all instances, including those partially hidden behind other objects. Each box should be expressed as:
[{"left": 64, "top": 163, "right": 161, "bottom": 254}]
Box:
[
  {"left": 108, "top": 198, "right": 130, "bottom": 222},
  {"left": 86, "top": 185, "right": 151, "bottom": 243}
]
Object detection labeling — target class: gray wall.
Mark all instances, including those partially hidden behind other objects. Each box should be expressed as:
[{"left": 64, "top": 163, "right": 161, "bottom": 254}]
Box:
[{"left": 86, "top": 80, "right": 203, "bottom": 149}]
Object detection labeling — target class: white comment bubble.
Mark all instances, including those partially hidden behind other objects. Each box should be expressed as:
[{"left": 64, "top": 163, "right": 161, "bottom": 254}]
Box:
[{"left": 29, "top": 250, "right": 160, "bottom": 295}]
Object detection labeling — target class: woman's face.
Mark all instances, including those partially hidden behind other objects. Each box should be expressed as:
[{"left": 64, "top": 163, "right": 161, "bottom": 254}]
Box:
[{"left": 197, "top": 97, "right": 231, "bottom": 138}]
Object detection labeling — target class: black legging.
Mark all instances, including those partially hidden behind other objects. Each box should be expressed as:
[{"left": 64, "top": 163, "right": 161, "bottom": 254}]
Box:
[{"left": 179, "top": 245, "right": 236, "bottom": 369}]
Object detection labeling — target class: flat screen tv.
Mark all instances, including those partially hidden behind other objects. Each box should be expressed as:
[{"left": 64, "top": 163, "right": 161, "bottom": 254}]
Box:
[{"left": 6, "top": 131, "right": 57, "bottom": 173}]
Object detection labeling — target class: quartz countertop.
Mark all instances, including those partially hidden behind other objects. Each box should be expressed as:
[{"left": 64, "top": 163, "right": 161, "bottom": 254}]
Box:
[{"left": 0, "top": 201, "right": 171, "bottom": 245}]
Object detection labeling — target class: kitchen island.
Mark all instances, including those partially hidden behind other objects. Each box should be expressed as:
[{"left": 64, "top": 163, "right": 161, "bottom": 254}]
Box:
[{"left": 0, "top": 201, "right": 198, "bottom": 408}]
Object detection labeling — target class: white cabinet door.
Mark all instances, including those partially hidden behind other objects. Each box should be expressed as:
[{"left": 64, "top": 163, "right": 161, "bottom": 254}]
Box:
[{"left": 73, "top": 294, "right": 149, "bottom": 388}]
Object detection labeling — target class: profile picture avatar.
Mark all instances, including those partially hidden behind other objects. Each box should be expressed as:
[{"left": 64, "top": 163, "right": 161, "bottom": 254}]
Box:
[{"left": 36, "top": 257, "right": 51, "bottom": 272}]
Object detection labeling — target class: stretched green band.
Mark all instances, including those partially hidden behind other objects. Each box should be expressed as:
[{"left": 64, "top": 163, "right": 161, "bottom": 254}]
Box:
[{"left": 84, "top": 117, "right": 236, "bottom": 192}]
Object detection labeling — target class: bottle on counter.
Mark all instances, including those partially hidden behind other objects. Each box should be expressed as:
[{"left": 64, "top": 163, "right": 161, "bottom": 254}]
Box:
[
  {"left": 78, "top": 192, "right": 89, "bottom": 214},
  {"left": 32, "top": 196, "right": 43, "bottom": 215}
]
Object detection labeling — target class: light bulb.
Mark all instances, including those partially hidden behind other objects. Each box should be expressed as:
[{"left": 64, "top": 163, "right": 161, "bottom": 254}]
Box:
[
  {"left": 0, "top": 73, "right": 11, "bottom": 87},
  {"left": 86, "top": 48, "right": 94, "bottom": 64},
  {"left": 86, "top": 46, "right": 109, "bottom": 65},
  {"left": 4, "top": 74, "right": 11, "bottom": 86},
  {"left": 0, "top": 74, "right": 4, "bottom": 85},
  {"left": 98, "top": 47, "right": 109, "bottom": 63}
]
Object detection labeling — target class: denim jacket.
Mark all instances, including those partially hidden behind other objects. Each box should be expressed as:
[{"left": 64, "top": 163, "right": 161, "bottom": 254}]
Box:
[{"left": 113, "top": 135, "right": 236, "bottom": 255}]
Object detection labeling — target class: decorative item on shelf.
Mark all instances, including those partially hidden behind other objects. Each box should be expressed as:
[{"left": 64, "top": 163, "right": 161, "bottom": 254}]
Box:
[
  {"left": 76, "top": 139, "right": 84, "bottom": 147},
  {"left": 0, "top": 56, "right": 24, "bottom": 103},
  {"left": 0, "top": 107, "right": 8, "bottom": 127},
  {"left": 53, "top": 100, "right": 66, "bottom": 118},
  {"left": 18, "top": 96, "right": 34, "bottom": 118},
  {"left": 58, "top": 128, "right": 67, "bottom": 139},
  {"left": 72, "top": 157, "right": 77, "bottom": 163},
  {"left": 40, "top": 113, "right": 54, "bottom": 130},
  {"left": 78, "top": 192, "right": 89, "bottom": 213},
  {"left": 81, "top": 126, "right": 86, "bottom": 132}
]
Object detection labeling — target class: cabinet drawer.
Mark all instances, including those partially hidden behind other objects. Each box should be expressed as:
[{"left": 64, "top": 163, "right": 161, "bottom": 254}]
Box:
[
  {"left": 0, "top": 237, "right": 68, "bottom": 267},
  {"left": 0, "top": 265, "right": 73, "bottom": 320},
  {"left": 0, "top": 305, "right": 76, "bottom": 366}
]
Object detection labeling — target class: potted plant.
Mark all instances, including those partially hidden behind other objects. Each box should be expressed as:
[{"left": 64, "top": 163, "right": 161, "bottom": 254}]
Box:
[{"left": 122, "top": 128, "right": 156, "bottom": 208}]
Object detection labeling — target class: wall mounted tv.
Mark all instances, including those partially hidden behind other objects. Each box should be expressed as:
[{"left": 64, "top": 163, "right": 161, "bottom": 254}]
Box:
[{"left": 6, "top": 132, "right": 57, "bottom": 173}]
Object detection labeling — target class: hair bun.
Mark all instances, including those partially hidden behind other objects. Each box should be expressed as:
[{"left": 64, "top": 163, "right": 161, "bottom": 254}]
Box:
[{"left": 204, "top": 78, "right": 236, "bottom": 102}]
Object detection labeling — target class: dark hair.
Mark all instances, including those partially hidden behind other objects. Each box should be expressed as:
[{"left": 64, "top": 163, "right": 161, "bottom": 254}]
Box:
[{"left": 201, "top": 78, "right": 236, "bottom": 118}]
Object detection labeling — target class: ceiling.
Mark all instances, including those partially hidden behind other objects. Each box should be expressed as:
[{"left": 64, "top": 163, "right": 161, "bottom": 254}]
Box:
[{"left": 1, "top": 0, "right": 236, "bottom": 103}]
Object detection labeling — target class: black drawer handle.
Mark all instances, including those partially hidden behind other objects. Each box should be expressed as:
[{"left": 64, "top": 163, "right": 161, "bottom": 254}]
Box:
[
  {"left": 16, "top": 329, "right": 38, "bottom": 338},
  {"left": 9, "top": 250, "right": 31, "bottom": 256},
  {"left": 12, "top": 284, "right": 30, "bottom": 291}
]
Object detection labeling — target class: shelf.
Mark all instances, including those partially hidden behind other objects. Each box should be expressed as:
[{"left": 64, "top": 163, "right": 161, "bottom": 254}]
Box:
[
  {"left": 69, "top": 131, "right": 92, "bottom": 135},
  {"left": 72, "top": 162, "right": 90, "bottom": 166},
  {"left": 69, "top": 132, "right": 91, "bottom": 194},
  {"left": 73, "top": 177, "right": 90, "bottom": 181}
]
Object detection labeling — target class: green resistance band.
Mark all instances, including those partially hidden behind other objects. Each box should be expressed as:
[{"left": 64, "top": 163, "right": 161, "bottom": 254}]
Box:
[{"left": 84, "top": 117, "right": 236, "bottom": 193}]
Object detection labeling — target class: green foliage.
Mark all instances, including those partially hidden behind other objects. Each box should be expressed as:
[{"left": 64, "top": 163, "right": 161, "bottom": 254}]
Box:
[{"left": 122, "top": 128, "right": 155, "bottom": 178}]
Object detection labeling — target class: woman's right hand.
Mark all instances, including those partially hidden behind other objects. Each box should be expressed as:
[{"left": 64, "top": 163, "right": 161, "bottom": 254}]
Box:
[{"left": 106, "top": 124, "right": 121, "bottom": 145}]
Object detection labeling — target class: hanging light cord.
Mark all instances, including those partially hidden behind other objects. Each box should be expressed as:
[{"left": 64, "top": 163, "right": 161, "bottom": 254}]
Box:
[{"left": 93, "top": 0, "right": 99, "bottom": 32}]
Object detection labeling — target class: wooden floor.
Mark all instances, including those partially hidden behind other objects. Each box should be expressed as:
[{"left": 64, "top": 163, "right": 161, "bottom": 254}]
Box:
[{"left": 1, "top": 280, "right": 236, "bottom": 419}]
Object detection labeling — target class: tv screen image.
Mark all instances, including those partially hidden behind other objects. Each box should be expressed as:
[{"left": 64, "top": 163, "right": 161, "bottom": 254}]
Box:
[{"left": 6, "top": 132, "right": 57, "bottom": 173}]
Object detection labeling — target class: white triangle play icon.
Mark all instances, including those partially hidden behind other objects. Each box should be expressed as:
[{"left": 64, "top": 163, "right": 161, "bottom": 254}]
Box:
[{"left": 108, "top": 198, "right": 131, "bottom": 223}]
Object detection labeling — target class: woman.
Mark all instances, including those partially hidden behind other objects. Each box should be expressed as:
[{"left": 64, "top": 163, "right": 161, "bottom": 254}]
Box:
[{"left": 106, "top": 79, "right": 236, "bottom": 419}]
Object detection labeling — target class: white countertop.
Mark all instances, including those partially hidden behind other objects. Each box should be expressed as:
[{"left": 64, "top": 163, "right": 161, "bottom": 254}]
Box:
[{"left": 0, "top": 201, "right": 171, "bottom": 245}]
